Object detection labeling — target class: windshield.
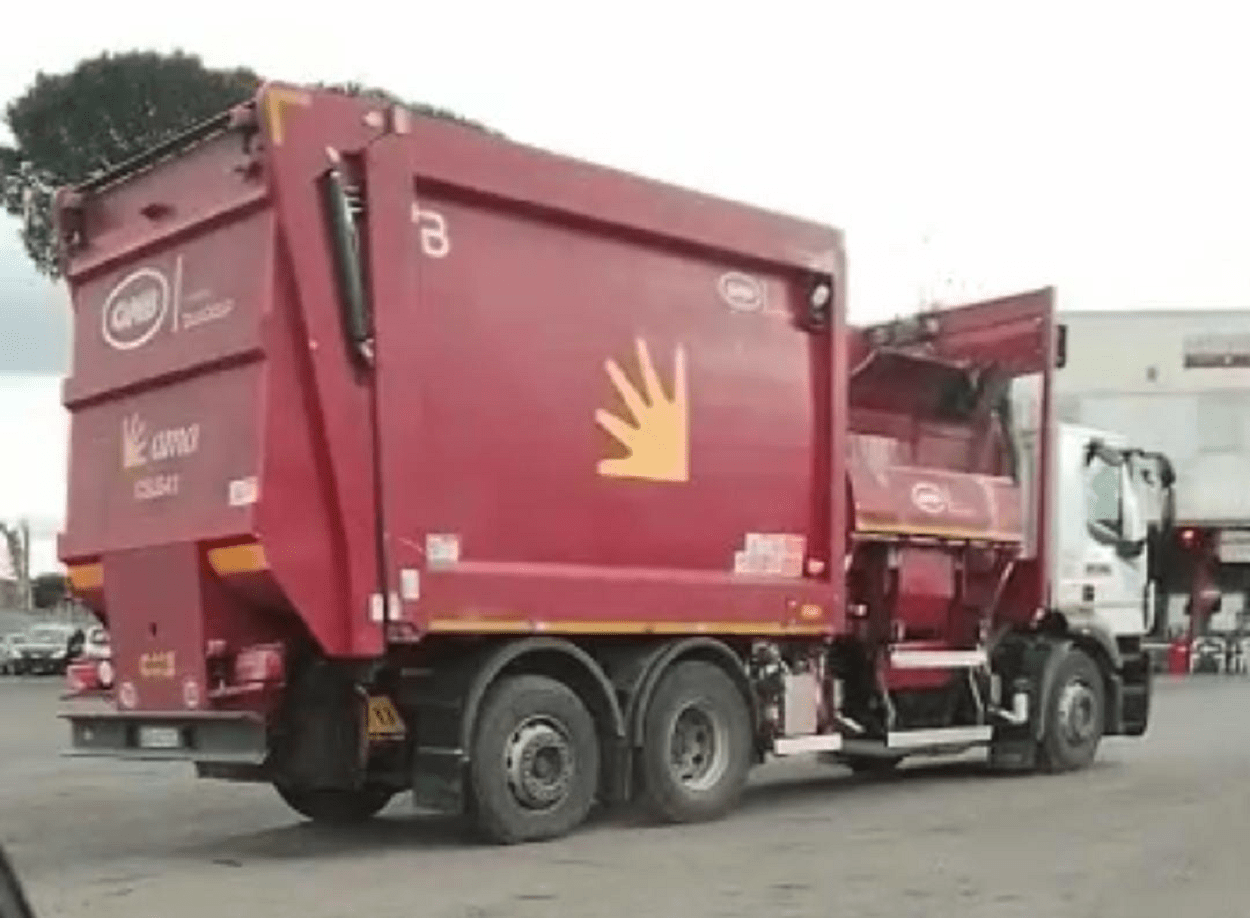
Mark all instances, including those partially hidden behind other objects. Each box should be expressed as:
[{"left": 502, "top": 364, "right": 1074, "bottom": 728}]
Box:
[{"left": 1086, "top": 454, "right": 1123, "bottom": 543}]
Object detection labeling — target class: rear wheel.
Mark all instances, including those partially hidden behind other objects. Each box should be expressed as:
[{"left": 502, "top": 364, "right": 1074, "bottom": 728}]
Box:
[
  {"left": 468, "top": 674, "right": 600, "bottom": 844},
  {"left": 275, "top": 785, "right": 394, "bottom": 825},
  {"left": 638, "top": 660, "right": 753, "bottom": 824},
  {"left": 1039, "top": 647, "right": 1105, "bottom": 772}
]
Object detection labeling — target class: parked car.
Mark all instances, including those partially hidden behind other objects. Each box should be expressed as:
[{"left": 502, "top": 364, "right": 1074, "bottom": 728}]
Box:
[
  {"left": 1192, "top": 636, "right": 1226, "bottom": 674},
  {"left": 17, "top": 624, "right": 81, "bottom": 676},
  {"left": 64, "top": 627, "right": 113, "bottom": 697},
  {"left": 0, "top": 634, "right": 28, "bottom": 676}
]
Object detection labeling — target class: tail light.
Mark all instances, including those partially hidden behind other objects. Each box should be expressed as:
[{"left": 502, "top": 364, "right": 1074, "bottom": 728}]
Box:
[
  {"left": 65, "top": 661, "right": 93, "bottom": 694},
  {"left": 65, "top": 659, "right": 112, "bottom": 695},
  {"left": 234, "top": 643, "right": 285, "bottom": 684}
]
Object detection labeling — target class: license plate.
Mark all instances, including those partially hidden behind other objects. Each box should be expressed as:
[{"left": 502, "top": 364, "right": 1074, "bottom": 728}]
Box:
[{"left": 137, "top": 725, "right": 182, "bottom": 750}]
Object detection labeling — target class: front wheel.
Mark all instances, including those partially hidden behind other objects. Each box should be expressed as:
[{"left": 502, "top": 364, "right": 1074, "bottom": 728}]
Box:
[
  {"left": 638, "top": 660, "right": 753, "bottom": 824},
  {"left": 1039, "top": 647, "right": 1106, "bottom": 772},
  {"left": 275, "top": 785, "right": 394, "bottom": 825},
  {"left": 468, "top": 674, "right": 601, "bottom": 844}
]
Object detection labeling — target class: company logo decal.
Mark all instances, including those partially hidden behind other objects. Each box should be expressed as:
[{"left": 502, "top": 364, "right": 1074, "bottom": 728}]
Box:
[
  {"left": 911, "top": 482, "right": 948, "bottom": 515},
  {"left": 99, "top": 256, "right": 233, "bottom": 352},
  {"left": 120, "top": 412, "right": 201, "bottom": 502},
  {"left": 121, "top": 414, "right": 200, "bottom": 470},
  {"left": 101, "top": 268, "right": 169, "bottom": 351},
  {"left": 718, "top": 272, "right": 767, "bottom": 313},
  {"left": 596, "top": 338, "right": 689, "bottom": 482}
]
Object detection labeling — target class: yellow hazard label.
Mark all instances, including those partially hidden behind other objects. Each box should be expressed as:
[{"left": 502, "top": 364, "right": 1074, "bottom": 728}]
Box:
[
  {"left": 139, "top": 651, "right": 176, "bottom": 679},
  {"left": 366, "top": 695, "right": 406, "bottom": 740}
]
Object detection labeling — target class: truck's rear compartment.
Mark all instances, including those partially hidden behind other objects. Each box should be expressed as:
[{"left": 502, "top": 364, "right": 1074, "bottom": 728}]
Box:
[{"left": 57, "top": 125, "right": 338, "bottom": 738}]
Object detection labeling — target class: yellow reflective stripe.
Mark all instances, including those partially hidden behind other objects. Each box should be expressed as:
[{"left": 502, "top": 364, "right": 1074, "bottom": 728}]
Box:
[
  {"left": 856, "top": 523, "right": 1022, "bottom": 542},
  {"left": 263, "top": 85, "right": 311, "bottom": 146},
  {"left": 207, "top": 543, "right": 269, "bottom": 576},
  {"left": 67, "top": 563, "right": 103, "bottom": 591},
  {"left": 425, "top": 619, "right": 828, "bottom": 636}
]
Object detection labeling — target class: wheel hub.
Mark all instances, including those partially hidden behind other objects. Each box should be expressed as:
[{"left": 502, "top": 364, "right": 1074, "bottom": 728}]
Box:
[
  {"left": 669, "top": 703, "right": 728, "bottom": 791},
  {"left": 1057, "top": 679, "right": 1098, "bottom": 744},
  {"left": 505, "top": 718, "right": 574, "bottom": 810}
]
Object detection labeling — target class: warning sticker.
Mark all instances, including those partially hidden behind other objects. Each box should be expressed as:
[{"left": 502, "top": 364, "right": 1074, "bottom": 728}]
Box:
[
  {"left": 426, "top": 533, "right": 461, "bottom": 567},
  {"left": 733, "top": 533, "right": 806, "bottom": 577},
  {"left": 366, "top": 696, "right": 406, "bottom": 740}
]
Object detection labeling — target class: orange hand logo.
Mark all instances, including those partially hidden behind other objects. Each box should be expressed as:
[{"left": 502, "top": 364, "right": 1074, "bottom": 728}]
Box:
[
  {"left": 596, "top": 338, "right": 689, "bottom": 482},
  {"left": 121, "top": 414, "right": 148, "bottom": 470}
]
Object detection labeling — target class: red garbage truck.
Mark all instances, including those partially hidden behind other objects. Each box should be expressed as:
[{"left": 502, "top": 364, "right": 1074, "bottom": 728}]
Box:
[{"left": 57, "top": 84, "right": 1172, "bottom": 843}]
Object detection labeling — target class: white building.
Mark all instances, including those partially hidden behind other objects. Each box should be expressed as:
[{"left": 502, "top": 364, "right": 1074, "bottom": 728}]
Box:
[{"left": 1055, "top": 309, "right": 1250, "bottom": 633}]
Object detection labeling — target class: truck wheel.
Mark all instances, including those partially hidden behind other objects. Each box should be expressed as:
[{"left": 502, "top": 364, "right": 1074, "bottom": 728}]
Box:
[
  {"left": 275, "top": 785, "right": 394, "bottom": 825},
  {"left": 468, "top": 674, "right": 600, "bottom": 844},
  {"left": 1039, "top": 648, "right": 1105, "bottom": 772},
  {"left": 638, "top": 660, "right": 752, "bottom": 824}
]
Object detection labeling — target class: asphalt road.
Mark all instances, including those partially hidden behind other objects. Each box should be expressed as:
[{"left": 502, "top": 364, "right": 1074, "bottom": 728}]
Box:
[{"left": 2, "top": 675, "right": 1248, "bottom": 918}]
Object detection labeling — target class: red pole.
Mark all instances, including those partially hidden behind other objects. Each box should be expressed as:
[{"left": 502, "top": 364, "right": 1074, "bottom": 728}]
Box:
[{"left": 1186, "top": 530, "right": 1220, "bottom": 645}]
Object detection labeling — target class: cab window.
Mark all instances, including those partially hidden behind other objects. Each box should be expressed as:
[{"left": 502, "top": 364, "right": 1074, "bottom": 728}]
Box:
[{"left": 1086, "top": 456, "right": 1122, "bottom": 542}]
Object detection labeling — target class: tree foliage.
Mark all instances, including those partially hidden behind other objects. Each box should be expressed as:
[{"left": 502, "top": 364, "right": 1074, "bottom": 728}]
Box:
[
  {"left": 1, "top": 51, "right": 261, "bottom": 277},
  {"left": 31, "top": 572, "right": 69, "bottom": 610},
  {"left": 1, "top": 53, "right": 497, "bottom": 278},
  {"left": 0, "top": 521, "right": 30, "bottom": 608}
]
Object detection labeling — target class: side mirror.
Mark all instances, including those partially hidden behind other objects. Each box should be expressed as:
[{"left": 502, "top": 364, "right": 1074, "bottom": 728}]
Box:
[{"left": 0, "top": 846, "right": 35, "bottom": 918}]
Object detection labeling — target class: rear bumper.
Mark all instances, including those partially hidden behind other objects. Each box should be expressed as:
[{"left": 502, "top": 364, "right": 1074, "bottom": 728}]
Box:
[{"left": 60, "top": 707, "right": 268, "bottom": 764}]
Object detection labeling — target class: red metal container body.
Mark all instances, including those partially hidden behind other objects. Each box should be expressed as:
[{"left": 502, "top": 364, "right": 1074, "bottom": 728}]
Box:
[
  {"left": 57, "top": 85, "right": 853, "bottom": 709},
  {"left": 362, "top": 126, "right": 847, "bottom": 639}
]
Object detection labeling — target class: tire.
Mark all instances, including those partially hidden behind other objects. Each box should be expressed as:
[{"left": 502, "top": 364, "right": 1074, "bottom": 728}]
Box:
[
  {"left": 275, "top": 785, "right": 394, "bottom": 825},
  {"left": 1038, "top": 648, "right": 1105, "bottom": 773},
  {"left": 468, "top": 674, "right": 600, "bottom": 844},
  {"left": 638, "top": 660, "right": 753, "bottom": 824}
]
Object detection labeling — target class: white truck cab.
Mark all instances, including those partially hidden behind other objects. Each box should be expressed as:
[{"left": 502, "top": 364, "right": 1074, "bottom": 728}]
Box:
[{"left": 1054, "top": 423, "right": 1175, "bottom": 640}]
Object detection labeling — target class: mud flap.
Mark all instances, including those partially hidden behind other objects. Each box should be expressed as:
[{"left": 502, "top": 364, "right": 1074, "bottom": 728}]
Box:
[
  {"left": 273, "top": 662, "right": 365, "bottom": 790},
  {"left": 987, "top": 735, "right": 1038, "bottom": 771},
  {"left": 403, "top": 670, "right": 471, "bottom": 815},
  {"left": 987, "top": 638, "right": 1062, "bottom": 772},
  {"left": 411, "top": 747, "right": 467, "bottom": 814},
  {"left": 1119, "top": 652, "right": 1152, "bottom": 737},
  {"left": 987, "top": 672, "right": 1040, "bottom": 772}
]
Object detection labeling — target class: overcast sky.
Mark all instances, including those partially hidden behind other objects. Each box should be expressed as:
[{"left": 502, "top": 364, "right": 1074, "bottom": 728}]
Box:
[{"left": 2, "top": 0, "right": 1248, "bottom": 572}]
